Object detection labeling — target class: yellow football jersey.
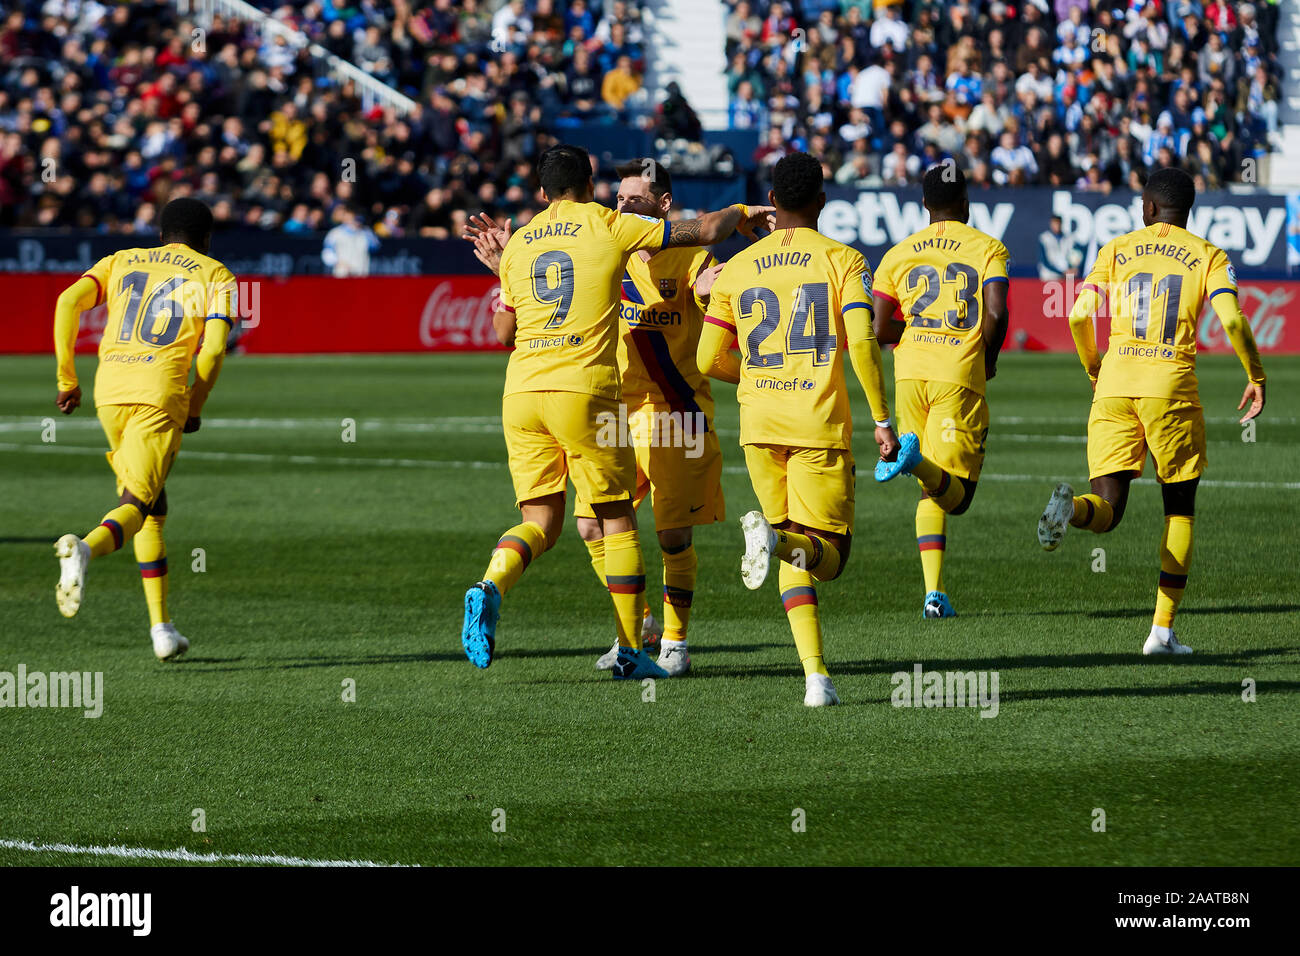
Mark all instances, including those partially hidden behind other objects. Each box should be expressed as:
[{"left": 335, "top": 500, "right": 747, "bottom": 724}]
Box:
[
  {"left": 499, "top": 199, "right": 669, "bottom": 399},
  {"left": 618, "top": 246, "right": 715, "bottom": 418},
  {"left": 1082, "top": 222, "right": 1237, "bottom": 403},
  {"left": 873, "top": 219, "right": 1009, "bottom": 395},
  {"left": 706, "top": 227, "right": 874, "bottom": 449},
  {"left": 83, "top": 244, "right": 237, "bottom": 425}
]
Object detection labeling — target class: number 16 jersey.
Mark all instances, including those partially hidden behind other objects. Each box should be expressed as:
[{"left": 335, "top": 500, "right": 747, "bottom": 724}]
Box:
[{"left": 498, "top": 199, "right": 669, "bottom": 400}]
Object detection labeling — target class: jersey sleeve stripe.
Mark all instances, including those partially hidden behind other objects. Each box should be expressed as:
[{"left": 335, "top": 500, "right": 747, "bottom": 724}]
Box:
[
  {"left": 704, "top": 316, "right": 736, "bottom": 334},
  {"left": 207, "top": 313, "right": 236, "bottom": 328},
  {"left": 82, "top": 274, "right": 103, "bottom": 306},
  {"left": 660, "top": 219, "right": 671, "bottom": 249},
  {"left": 873, "top": 290, "right": 899, "bottom": 307},
  {"left": 1209, "top": 287, "right": 1237, "bottom": 299},
  {"left": 841, "top": 300, "right": 873, "bottom": 313},
  {"left": 1078, "top": 282, "right": 1105, "bottom": 297},
  {"left": 982, "top": 276, "right": 1009, "bottom": 285}
]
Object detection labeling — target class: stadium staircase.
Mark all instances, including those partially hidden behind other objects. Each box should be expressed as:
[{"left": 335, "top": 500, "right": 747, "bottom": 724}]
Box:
[
  {"left": 645, "top": 0, "right": 730, "bottom": 130},
  {"left": 173, "top": 0, "right": 417, "bottom": 115},
  {"left": 1275, "top": 0, "right": 1300, "bottom": 185}
]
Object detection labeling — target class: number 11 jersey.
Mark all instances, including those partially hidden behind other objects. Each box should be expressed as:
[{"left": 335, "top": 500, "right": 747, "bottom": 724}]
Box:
[
  {"left": 498, "top": 199, "right": 669, "bottom": 400},
  {"left": 1079, "top": 221, "right": 1237, "bottom": 404}
]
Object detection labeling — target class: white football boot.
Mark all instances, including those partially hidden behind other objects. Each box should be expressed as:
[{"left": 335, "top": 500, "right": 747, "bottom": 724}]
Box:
[
  {"left": 641, "top": 609, "right": 663, "bottom": 648},
  {"left": 740, "top": 510, "right": 776, "bottom": 590},
  {"left": 656, "top": 639, "right": 691, "bottom": 676},
  {"left": 1142, "top": 626, "right": 1192, "bottom": 656},
  {"left": 54, "top": 534, "right": 91, "bottom": 618},
  {"left": 595, "top": 640, "right": 620, "bottom": 670},
  {"left": 151, "top": 622, "right": 190, "bottom": 661},
  {"left": 1037, "top": 482, "right": 1075, "bottom": 551},
  {"left": 803, "top": 673, "right": 840, "bottom": 707}
]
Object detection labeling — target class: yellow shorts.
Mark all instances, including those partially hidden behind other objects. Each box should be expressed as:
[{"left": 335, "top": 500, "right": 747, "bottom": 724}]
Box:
[
  {"left": 895, "top": 379, "right": 989, "bottom": 482},
  {"left": 743, "top": 443, "right": 855, "bottom": 535},
  {"left": 502, "top": 390, "right": 636, "bottom": 508},
  {"left": 1088, "top": 396, "right": 1206, "bottom": 483},
  {"left": 97, "top": 403, "right": 182, "bottom": 504},
  {"left": 573, "top": 402, "right": 725, "bottom": 529}
]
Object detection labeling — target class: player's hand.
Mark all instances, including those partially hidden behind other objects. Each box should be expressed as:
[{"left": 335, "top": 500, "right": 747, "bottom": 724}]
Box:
[
  {"left": 875, "top": 425, "right": 899, "bottom": 462},
  {"left": 472, "top": 231, "right": 506, "bottom": 275},
  {"left": 737, "top": 205, "right": 776, "bottom": 239},
  {"left": 55, "top": 386, "right": 81, "bottom": 414},
  {"left": 183, "top": 416, "right": 201, "bottom": 434},
  {"left": 694, "top": 263, "right": 726, "bottom": 299},
  {"left": 1238, "top": 381, "right": 1265, "bottom": 423},
  {"left": 464, "top": 212, "right": 510, "bottom": 247}
]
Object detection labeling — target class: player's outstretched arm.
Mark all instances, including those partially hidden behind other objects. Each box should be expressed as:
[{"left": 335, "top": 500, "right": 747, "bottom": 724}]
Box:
[
  {"left": 1067, "top": 285, "right": 1105, "bottom": 388},
  {"left": 53, "top": 276, "right": 98, "bottom": 414},
  {"left": 1210, "top": 292, "right": 1266, "bottom": 422},
  {"left": 982, "top": 280, "right": 1009, "bottom": 381},
  {"left": 667, "top": 204, "right": 775, "bottom": 248}
]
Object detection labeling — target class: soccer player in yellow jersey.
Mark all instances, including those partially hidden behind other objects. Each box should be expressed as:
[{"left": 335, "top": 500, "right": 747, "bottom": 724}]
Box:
[
  {"left": 698, "top": 152, "right": 898, "bottom": 706},
  {"left": 460, "top": 144, "right": 772, "bottom": 679},
  {"left": 51, "top": 198, "right": 236, "bottom": 661},
  {"left": 464, "top": 158, "right": 729, "bottom": 678},
  {"left": 1037, "top": 168, "right": 1266, "bottom": 655},
  {"left": 871, "top": 164, "right": 1010, "bottom": 620}
]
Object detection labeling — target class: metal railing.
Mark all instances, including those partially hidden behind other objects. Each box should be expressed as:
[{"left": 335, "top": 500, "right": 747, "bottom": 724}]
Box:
[{"left": 174, "top": 0, "right": 418, "bottom": 115}]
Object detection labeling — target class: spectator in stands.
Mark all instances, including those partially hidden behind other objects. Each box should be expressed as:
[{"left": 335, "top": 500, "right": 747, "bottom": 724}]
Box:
[{"left": 322, "top": 205, "right": 380, "bottom": 277}]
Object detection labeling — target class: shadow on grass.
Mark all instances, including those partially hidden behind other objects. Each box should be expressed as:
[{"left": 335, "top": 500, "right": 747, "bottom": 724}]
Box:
[{"left": 984, "top": 603, "right": 1300, "bottom": 620}]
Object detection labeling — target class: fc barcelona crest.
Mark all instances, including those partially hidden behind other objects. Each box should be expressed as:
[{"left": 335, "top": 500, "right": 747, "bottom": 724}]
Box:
[{"left": 658, "top": 277, "right": 677, "bottom": 298}]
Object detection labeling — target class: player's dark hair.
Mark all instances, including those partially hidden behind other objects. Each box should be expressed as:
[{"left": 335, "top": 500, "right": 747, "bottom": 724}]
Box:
[
  {"left": 771, "top": 151, "right": 823, "bottom": 212},
  {"left": 1144, "top": 166, "right": 1195, "bottom": 214},
  {"left": 614, "top": 158, "right": 672, "bottom": 199},
  {"left": 159, "top": 197, "right": 214, "bottom": 249},
  {"left": 538, "top": 144, "right": 593, "bottom": 200},
  {"left": 921, "top": 161, "right": 967, "bottom": 212}
]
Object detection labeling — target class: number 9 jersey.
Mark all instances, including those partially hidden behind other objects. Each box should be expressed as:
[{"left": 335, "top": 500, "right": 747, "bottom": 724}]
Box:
[
  {"left": 82, "top": 245, "right": 238, "bottom": 425},
  {"left": 873, "top": 220, "right": 1010, "bottom": 395},
  {"left": 498, "top": 200, "right": 670, "bottom": 399}
]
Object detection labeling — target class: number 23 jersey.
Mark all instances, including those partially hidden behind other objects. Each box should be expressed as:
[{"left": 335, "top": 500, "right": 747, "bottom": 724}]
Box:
[
  {"left": 498, "top": 199, "right": 669, "bottom": 400},
  {"left": 83, "top": 245, "right": 237, "bottom": 425},
  {"left": 873, "top": 219, "right": 1009, "bottom": 395}
]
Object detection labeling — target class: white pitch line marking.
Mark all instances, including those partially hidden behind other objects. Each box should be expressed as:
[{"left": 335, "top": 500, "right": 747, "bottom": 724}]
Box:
[
  {"left": 0, "top": 837, "right": 416, "bottom": 867},
  {"left": 2, "top": 442, "right": 1296, "bottom": 490}
]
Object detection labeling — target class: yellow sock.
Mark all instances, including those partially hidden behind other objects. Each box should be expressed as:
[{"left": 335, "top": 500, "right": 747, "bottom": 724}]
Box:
[
  {"left": 1070, "top": 494, "right": 1115, "bottom": 533},
  {"left": 483, "top": 521, "right": 548, "bottom": 598},
  {"left": 911, "top": 459, "right": 965, "bottom": 512},
  {"left": 134, "top": 515, "right": 169, "bottom": 626},
  {"left": 915, "top": 497, "right": 947, "bottom": 594},
  {"left": 84, "top": 503, "right": 145, "bottom": 558},
  {"left": 603, "top": 529, "right": 646, "bottom": 650},
  {"left": 779, "top": 561, "right": 827, "bottom": 677},
  {"left": 584, "top": 536, "right": 606, "bottom": 586},
  {"left": 773, "top": 529, "right": 842, "bottom": 581},
  {"left": 1154, "top": 515, "right": 1194, "bottom": 628},
  {"left": 661, "top": 542, "right": 696, "bottom": 640}
]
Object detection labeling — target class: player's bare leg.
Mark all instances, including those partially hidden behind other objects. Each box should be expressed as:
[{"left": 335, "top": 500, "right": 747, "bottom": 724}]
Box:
[
  {"left": 1039, "top": 472, "right": 1132, "bottom": 551},
  {"left": 462, "top": 492, "right": 564, "bottom": 669},
  {"left": 593, "top": 499, "right": 667, "bottom": 680},
  {"left": 581, "top": 515, "right": 663, "bottom": 671},
  {"left": 1144, "top": 478, "right": 1197, "bottom": 656},
  {"left": 55, "top": 487, "right": 151, "bottom": 619}
]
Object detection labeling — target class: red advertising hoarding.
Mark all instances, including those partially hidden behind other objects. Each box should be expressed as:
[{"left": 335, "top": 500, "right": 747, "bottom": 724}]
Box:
[{"left": 3, "top": 273, "right": 1298, "bottom": 355}]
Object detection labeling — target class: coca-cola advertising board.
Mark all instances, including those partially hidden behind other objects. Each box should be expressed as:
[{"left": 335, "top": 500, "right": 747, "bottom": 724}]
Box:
[{"left": 1, "top": 274, "right": 1297, "bottom": 354}]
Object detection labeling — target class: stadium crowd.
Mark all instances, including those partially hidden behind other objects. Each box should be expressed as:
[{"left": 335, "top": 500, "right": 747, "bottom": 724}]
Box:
[
  {"left": 729, "top": 0, "right": 1283, "bottom": 192},
  {"left": 0, "top": 0, "right": 1286, "bottom": 237}
]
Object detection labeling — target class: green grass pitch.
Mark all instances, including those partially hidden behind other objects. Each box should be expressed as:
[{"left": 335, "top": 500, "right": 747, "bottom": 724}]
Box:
[{"left": 0, "top": 351, "right": 1297, "bottom": 866}]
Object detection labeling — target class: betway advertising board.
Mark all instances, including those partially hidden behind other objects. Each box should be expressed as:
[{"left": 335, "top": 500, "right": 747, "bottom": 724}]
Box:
[{"left": 818, "top": 187, "right": 1289, "bottom": 276}]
